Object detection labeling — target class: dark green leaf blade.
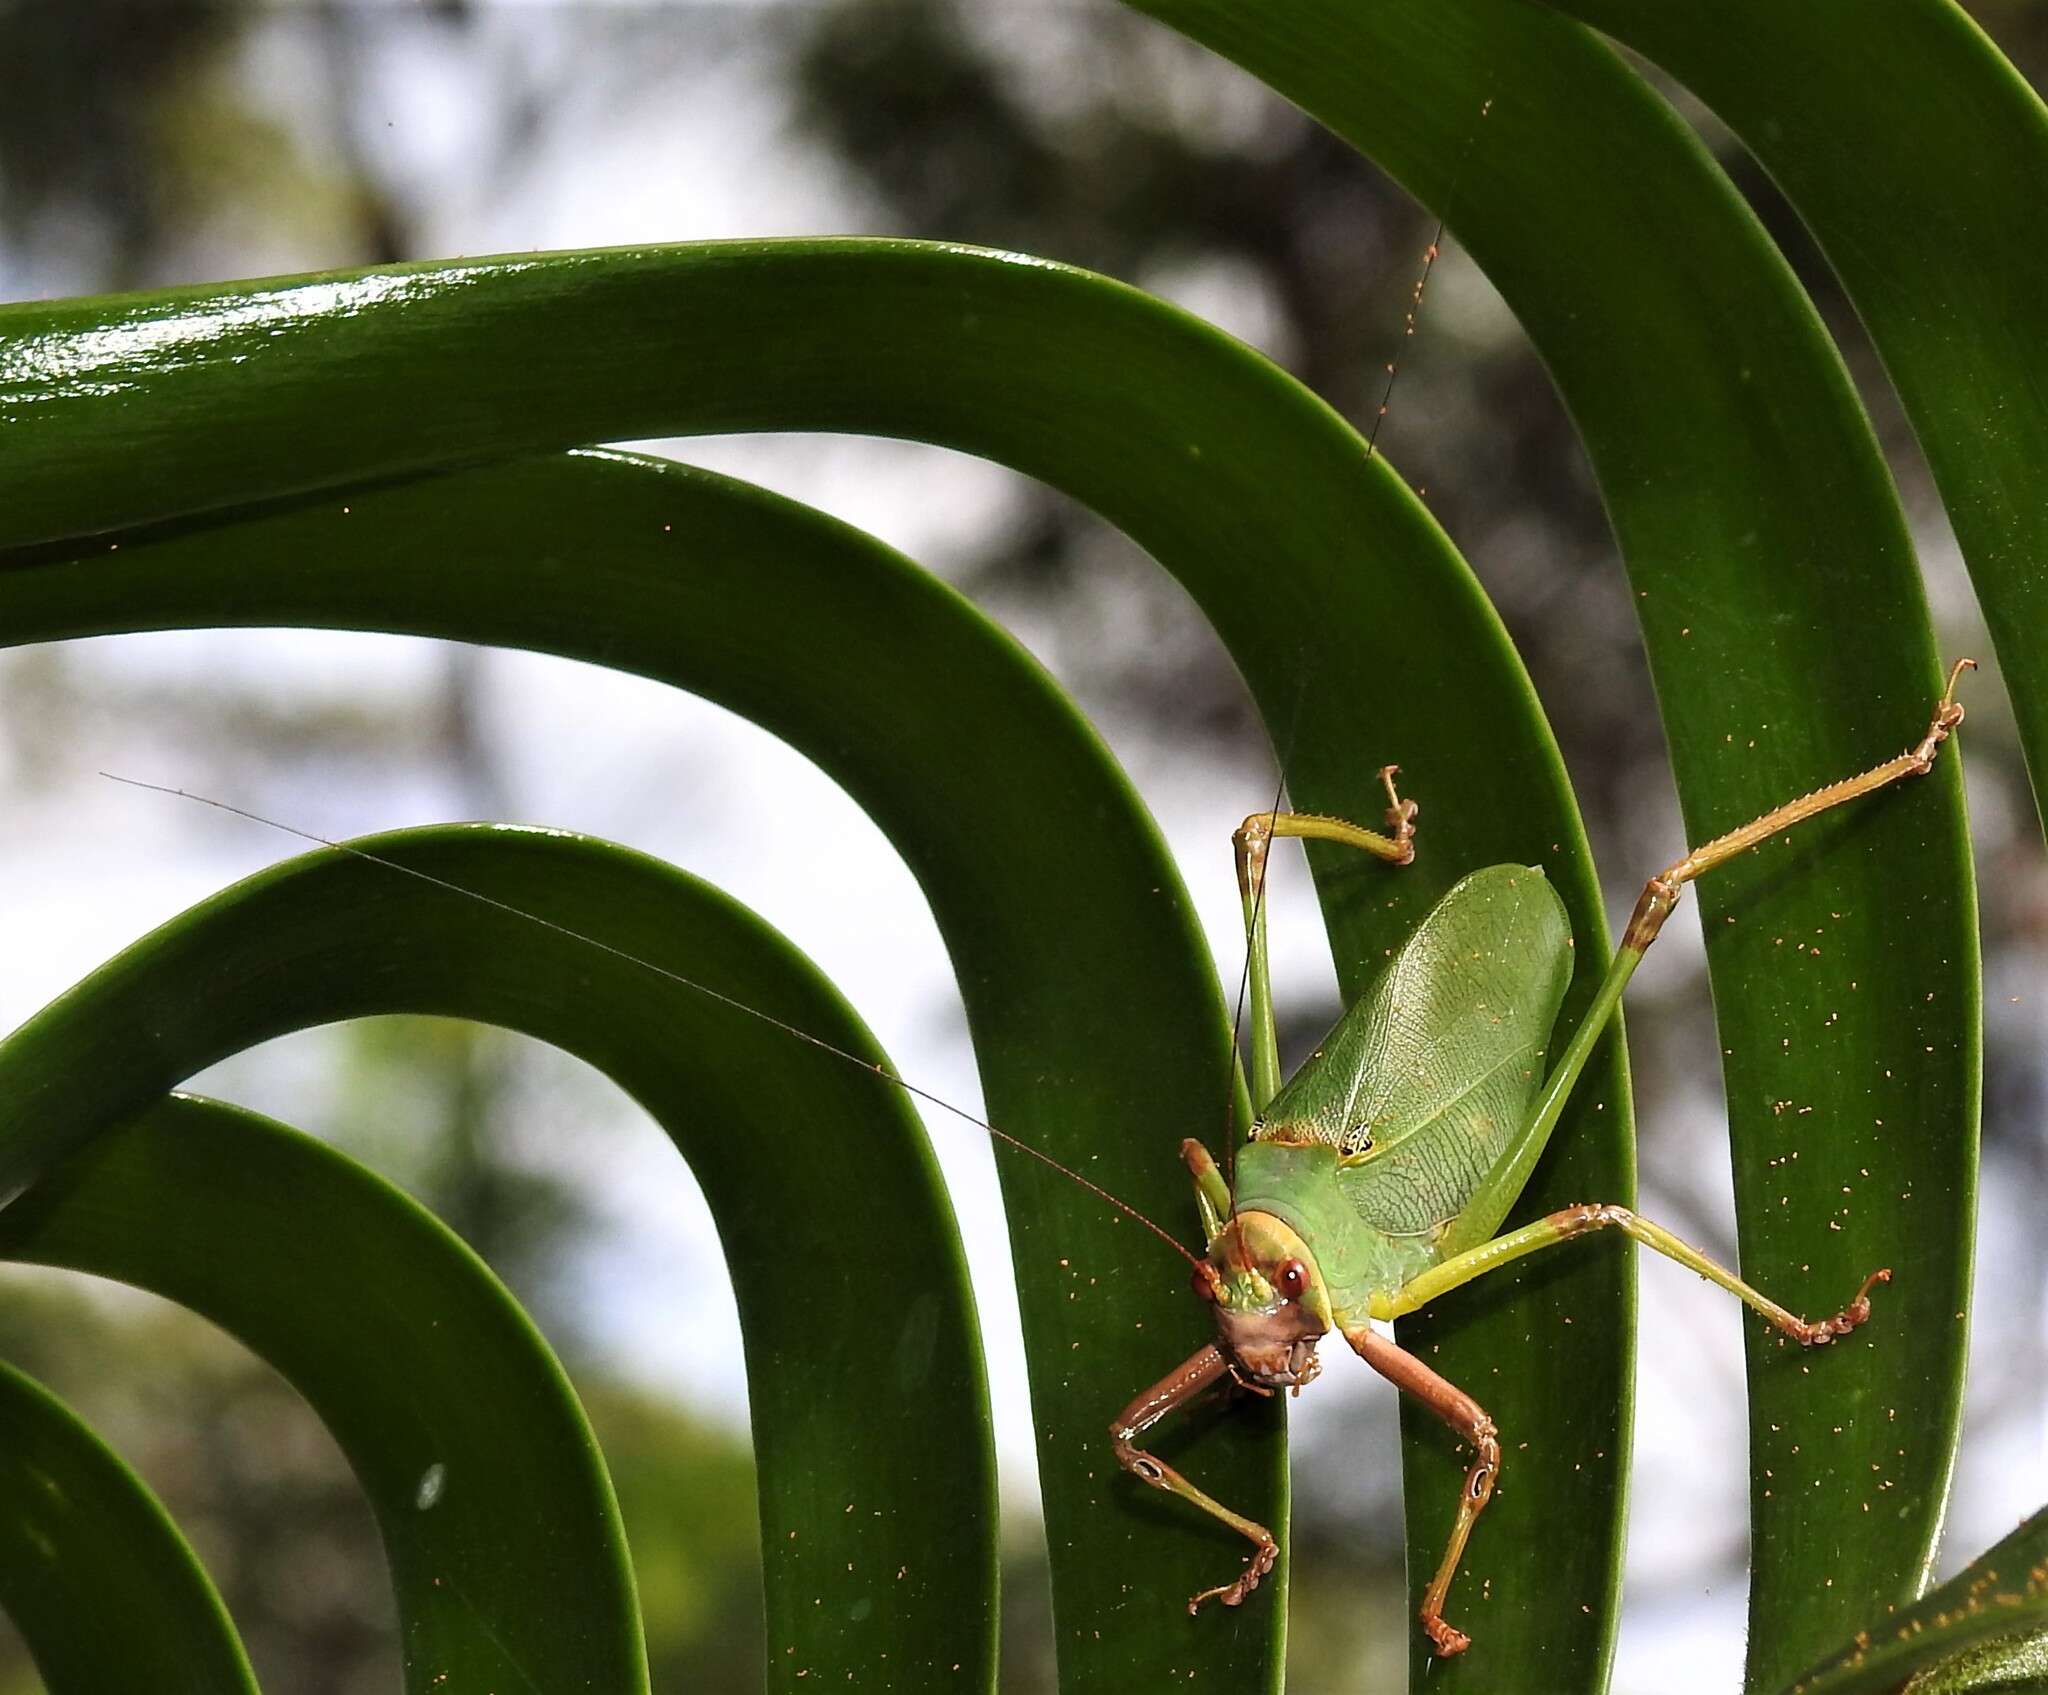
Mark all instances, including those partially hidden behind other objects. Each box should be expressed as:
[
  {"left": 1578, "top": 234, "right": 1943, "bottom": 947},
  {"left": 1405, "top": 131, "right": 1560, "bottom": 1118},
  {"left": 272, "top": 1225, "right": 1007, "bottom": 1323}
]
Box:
[
  {"left": 0, "top": 831, "right": 997, "bottom": 1693},
  {"left": 1123, "top": 3, "right": 1977, "bottom": 1682},
  {"left": 1, "top": 243, "right": 1614, "bottom": 1695},
  {"left": 1551, "top": 0, "right": 2048, "bottom": 832},
  {"left": 1779, "top": 1508, "right": 2048, "bottom": 1695},
  {"left": 1, "top": 445, "right": 1272, "bottom": 1688},
  {"left": 0, "top": 1357, "right": 258, "bottom": 1695},
  {"left": 1898, "top": 1631, "right": 2048, "bottom": 1695},
  {"left": 0, "top": 1095, "right": 645, "bottom": 1695}
]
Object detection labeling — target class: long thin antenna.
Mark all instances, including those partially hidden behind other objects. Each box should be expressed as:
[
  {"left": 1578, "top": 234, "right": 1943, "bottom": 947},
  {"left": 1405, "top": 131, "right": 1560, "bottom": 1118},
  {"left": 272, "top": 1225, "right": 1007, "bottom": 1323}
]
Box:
[
  {"left": 1364, "top": 96, "right": 1492, "bottom": 465},
  {"left": 1219, "top": 99, "right": 1494, "bottom": 1156},
  {"left": 101, "top": 772, "right": 1202, "bottom": 1272},
  {"left": 1364, "top": 220, "right": 1445, "bottom": 461}
]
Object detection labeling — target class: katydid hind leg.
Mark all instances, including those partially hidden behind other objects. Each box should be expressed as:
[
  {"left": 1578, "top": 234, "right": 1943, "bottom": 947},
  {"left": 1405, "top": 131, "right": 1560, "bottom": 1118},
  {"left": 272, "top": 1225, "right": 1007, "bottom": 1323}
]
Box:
[
  {"left": 1619, "top": 657, "right": 1972, "bottom": 954},
  {"left": 1342, "top": 1322, "right": 1499, "bottom": 1658},
  {"left": 1437, "top": 664, "right": 1972, "bottom": 1260},
  {"left": 1109, "top": 1346, "right": 1280, "bottom": 1611}
]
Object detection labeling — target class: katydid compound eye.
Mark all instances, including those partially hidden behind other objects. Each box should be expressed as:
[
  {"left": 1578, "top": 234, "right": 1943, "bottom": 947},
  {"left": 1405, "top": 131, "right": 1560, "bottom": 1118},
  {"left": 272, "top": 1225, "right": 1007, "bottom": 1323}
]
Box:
[
  {"left": 1276, "top": 1259, "right": 1307, "bottom": 1298},
  {"left": 1191, "top": 1264, "right": 1218, "bottom": 1301}
]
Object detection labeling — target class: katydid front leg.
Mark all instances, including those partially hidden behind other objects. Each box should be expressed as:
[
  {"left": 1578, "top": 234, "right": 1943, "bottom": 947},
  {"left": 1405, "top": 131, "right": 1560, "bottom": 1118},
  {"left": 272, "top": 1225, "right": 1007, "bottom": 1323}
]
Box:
[
  {"left": 1118, "top": 772, "right": 1422, "bottom": 1614},
  {"left": 1341, "top": 1322, "right": 1499, "bottom": 1658},
  {"left": 1109, "top": 1346, "right": 1281, "bottom": 1611},
  {"left": 1107, "top": 1138, "right": 1282, "bottom": 1609}
]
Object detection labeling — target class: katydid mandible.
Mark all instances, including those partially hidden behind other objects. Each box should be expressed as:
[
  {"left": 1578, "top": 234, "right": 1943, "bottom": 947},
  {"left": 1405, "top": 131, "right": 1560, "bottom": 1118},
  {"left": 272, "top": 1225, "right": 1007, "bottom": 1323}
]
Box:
[{"left": 1111, "top": 660, "right": 1973, "bottom": 1658}]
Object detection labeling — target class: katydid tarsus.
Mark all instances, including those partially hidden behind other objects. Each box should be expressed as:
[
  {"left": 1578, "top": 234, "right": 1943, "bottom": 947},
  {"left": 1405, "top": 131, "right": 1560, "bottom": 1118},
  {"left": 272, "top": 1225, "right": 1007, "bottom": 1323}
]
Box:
[{"left": 110, "top": 657, "right": 1969, "bottom": 1661}]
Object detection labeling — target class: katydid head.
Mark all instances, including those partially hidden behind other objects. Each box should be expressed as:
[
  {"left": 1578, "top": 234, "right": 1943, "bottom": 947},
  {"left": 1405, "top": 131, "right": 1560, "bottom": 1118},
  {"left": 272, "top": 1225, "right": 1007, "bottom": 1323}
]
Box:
[{"left": 1194, "top": 1210, "right": 1330, "bottom": 1389}]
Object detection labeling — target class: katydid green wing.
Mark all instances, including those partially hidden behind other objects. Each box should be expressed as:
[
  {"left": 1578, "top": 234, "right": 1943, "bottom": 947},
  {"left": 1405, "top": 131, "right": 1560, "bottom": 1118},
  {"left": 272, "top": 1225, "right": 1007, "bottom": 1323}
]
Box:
[{"left": 1259, "top": 866, "right": 1573, "bottom": 1243}]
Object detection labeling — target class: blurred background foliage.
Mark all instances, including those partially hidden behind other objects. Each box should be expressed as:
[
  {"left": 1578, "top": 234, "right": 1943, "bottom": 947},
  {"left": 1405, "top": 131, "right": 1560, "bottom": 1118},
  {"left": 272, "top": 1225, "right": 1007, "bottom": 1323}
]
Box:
[{"left": 0, "top": 3, "right": 2041, "bottom": 1692}]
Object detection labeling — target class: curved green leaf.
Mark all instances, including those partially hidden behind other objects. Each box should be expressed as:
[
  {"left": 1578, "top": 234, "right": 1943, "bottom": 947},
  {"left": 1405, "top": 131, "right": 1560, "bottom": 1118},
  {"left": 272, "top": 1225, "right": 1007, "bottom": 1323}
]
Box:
[
  {"left": 1902, "top": 1632, "right": 2048, "bottom": 1695},
  {"left": 1781, "top": 1508, "right": 2048, "bottom": 1695},
  {"left": 0, "top": 1095, "right": 642, "bottom": 1694},
  {"left": 1122, "top": 3, "right": 1977, "bottom": 1680},
  {"left": 0, "top": 245, "right": 1616, "bottom": 1695},
  {"left": 0, "top": 830, "right": 996, "bottom": 1692},
  {"left": 1, "top": 444, "right": 1274, "bottom": 1688},
  {"left": 0, "top": 1356, "right": 256, "bottom": 1694},
  {"left": 1550, "top": 0, "right": 2048, "bottom": 832}
]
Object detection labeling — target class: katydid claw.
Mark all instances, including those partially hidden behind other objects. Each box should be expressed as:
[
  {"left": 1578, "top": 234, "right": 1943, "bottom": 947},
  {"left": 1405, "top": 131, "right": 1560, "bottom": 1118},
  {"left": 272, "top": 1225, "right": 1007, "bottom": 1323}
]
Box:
[
  {"left": 1422, "top": 1612, "right": 1472, "bottom": 1657},
  {"left": 1186, "top": 1541, "right": 1277, "bottom": 1613},
  {"left": 1791, "top": 1266, "right": 1891, "bottom": 1345}
]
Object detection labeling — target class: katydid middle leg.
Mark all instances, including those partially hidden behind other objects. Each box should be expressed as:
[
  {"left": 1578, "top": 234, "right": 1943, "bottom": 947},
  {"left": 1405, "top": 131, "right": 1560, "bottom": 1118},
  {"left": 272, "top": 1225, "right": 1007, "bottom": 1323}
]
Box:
[
  {"left": 1378, "top": 1203, "right": 1892, "bottom": 1339},
  {"left": 1234, "top": 764, "right": 1419, "bottom": 1110},
  {"left": 1344, "top": 1206, "right": 1882, "bottom": 1657}
]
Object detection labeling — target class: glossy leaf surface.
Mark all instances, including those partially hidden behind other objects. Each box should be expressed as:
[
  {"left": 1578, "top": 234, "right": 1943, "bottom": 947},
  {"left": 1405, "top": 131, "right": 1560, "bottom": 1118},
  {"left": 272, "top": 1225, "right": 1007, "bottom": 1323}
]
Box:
[
  {"left": 1555, "top": 0, "right": 2048, "bottom": 832},
  {"left": 1127, "top": 2, "right": 1978, "bottom": 1682},
  {"left": 0, "top": 1097, "right": 642, "bottom": 1694},
  {"left": 0, "top": 831, "right": 995, "bottom": 1692},
  {"left": 0, "top": 444, "right": 1270, "bottom": 1687},
  {"left": 0, "top": 243, "right": 1613, "bottom": 1691},
  {"left": 0, "top": 1358, "right": 256, "bottom": 1695}
]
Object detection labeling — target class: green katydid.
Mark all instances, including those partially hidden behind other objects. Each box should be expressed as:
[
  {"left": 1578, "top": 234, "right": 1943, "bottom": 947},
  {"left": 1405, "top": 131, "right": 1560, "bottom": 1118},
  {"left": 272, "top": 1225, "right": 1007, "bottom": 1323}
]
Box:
[{"left": 1110, "top": 658, "right": 1973, "bottom": 1656}]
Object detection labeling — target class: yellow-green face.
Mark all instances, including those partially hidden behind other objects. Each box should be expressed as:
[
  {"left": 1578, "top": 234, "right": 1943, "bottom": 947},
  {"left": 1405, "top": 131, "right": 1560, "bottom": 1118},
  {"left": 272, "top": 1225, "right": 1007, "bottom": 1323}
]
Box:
[{"left": 1198, "top": 1209, "right": 1332, "bottom": 1388}]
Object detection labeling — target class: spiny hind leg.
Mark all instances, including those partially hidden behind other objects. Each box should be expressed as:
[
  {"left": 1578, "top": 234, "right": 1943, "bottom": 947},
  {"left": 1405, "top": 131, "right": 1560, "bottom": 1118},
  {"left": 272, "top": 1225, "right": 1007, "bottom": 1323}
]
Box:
[
  {"left": 1432, "top": 661, "right": 1977, "bottom": 1262},
  {"left": 1623, "top": 659, "right": 1973, "bottom": 952},
  {"left": 1342, "top": 1322, "right": 1498, "bottom": 1657}
]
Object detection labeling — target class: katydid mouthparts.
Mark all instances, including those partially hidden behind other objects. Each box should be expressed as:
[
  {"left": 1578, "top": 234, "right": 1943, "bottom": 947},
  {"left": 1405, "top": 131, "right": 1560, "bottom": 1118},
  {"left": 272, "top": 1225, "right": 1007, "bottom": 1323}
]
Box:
[
  {"left": 107, "top": 656, "right": 1971, "bottom": 1662},
  {"left": 1112, "top": 658, "right": 1971, "bottom": 1657}
]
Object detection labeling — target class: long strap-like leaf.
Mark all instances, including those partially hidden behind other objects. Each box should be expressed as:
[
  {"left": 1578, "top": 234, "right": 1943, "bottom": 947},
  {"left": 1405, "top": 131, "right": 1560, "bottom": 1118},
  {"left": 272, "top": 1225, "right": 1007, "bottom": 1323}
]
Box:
[
  {"left": 1, "top": 246, "right": 1610, "bottom": 1692},
  {"left": 1778, "top": 1507, "right": 2048, "bottom": 1695},
  {"left": 0, "top": 1357, "right": 258, "bottom": 1695},
  {"left": 1554, "top": 0, "right": 2048, "bottom": 834},
  {"left": 1, "top": 446, "right": 1273, "bottom": 1687},
  {"left": 0, "top": 1097, "right": 645, "bottom": 1694},
  {"left": 0, "top": 833, "right": 996, "bottom": 1693},
  {"left": 1122, "top": 5, "right": 1978, "bottom": 1683}
]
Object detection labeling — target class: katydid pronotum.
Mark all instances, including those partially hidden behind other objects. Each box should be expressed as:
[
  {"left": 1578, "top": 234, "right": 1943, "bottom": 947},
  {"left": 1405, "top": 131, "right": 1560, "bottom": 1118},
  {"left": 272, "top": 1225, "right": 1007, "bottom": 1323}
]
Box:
[
  {"left": 1111, "top": 657, "right": 1972, "bottom": 1656},
  {"left": 113, "top": 658, "right": 1968, "bottom": 1662}
]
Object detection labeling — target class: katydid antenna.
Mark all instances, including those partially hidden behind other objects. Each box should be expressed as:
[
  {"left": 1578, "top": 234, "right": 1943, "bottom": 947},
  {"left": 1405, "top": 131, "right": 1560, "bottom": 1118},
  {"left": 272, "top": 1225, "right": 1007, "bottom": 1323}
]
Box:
[{"left": 102, "top": 771, "right": 1205, "bottom": 1273}]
